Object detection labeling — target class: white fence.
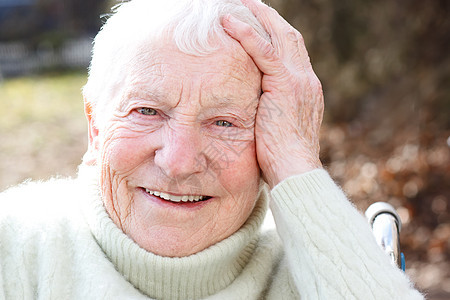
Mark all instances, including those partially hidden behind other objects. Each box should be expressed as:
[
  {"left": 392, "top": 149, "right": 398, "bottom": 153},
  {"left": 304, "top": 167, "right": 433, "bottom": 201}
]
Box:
[{"left": 0, "top": 37, "right": 92, "bottom": 77}]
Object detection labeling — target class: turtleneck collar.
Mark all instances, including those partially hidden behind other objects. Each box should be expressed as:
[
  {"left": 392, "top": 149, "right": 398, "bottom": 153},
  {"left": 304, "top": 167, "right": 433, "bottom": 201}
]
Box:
[{"left": 78, "top": 164, "right": 268, "bottom": 299}]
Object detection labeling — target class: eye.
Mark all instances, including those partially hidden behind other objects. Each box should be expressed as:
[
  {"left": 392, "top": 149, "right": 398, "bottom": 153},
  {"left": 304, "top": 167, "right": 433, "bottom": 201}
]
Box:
[
  {"left": 215, "top": 120, "right": 233, "bottom": 127},
  {"left": 137, "top": 107, "right": 158, "bottom": 116}
]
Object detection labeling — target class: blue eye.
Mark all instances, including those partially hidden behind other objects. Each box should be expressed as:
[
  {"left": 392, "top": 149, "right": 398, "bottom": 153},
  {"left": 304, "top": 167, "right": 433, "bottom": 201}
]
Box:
[
  {"left": 137, "top": 107, "right": 157, "bottom": 115},
  {"left": 215, "top": 120, "right": 233, "bottom": 127}
]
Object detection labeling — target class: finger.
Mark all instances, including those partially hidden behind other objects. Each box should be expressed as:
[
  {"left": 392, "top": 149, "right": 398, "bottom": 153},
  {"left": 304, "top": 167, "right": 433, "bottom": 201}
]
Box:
[
  {"left": 285, "top": 29, "right": 314, "bottom": 73},
  {"left": 241, "top": 0, "right": 313, "bottom": 72},
  {"left": 240, "top": 0, "right": 287, "bottom": 39},
  {"left": 222, "top": 15, "right": 284, "bottom": 76}
]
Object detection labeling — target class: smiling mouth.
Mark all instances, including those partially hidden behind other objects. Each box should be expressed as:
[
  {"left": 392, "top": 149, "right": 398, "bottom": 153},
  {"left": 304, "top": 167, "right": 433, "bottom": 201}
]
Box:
[{"left": 144, "top": 188, "right": 212, "bottom": 203}]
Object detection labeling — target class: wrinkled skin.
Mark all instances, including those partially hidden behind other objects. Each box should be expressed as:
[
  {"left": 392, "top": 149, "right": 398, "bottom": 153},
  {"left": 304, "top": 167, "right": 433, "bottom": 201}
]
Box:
[
  {"left": 85, "top": 38, "right": 263, "bottom": 257},
  {"left": 85, "top": 0, "right": 324, "bottom": 257},
  {"left": 223, "top": 0, "right": 324, "bottom": 188}
]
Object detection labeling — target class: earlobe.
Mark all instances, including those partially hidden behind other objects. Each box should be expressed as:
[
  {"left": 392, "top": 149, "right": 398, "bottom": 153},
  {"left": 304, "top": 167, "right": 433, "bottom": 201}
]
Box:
[{"left": 83, "top": 99, "right": 100, "bottom": 166}]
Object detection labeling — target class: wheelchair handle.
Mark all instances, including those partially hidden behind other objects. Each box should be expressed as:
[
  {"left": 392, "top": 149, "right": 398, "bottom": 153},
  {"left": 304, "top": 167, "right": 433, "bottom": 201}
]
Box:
[{"left": 365, "top": 202, "right": 405, "bottom": 270}]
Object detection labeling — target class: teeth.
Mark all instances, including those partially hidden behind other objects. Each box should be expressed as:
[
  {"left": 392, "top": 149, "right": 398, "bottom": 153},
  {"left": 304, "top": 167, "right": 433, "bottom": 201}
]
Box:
[{"left": 145, "top": 189, "right": 205, "bottom": 203}]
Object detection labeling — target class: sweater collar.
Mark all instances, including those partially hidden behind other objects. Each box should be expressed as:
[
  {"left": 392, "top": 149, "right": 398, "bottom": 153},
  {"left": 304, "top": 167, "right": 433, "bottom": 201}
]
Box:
[{"left": 78, "top": 165, "right": 268, "bottom": 299}]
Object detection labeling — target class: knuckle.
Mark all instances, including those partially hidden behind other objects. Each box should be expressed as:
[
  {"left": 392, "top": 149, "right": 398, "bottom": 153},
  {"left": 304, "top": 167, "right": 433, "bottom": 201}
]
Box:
[
  {"left": 306, "top": 73, "right": 322, "bottom": 90},
  {"left": 285, "top": 28, "right": 302, "bottom": 42},
  {"left": 240, "top": 23, "right": 255, "bottom": 38},
  {"left": 260, "top": 41, "right": 275, "bottom": 58},
  {"left": 286, "top": 28, "right": 298, "bottom": 42}
]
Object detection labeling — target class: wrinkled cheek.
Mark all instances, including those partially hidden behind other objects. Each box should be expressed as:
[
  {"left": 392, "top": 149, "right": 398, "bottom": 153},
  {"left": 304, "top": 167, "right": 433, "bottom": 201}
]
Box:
[
  {"left": 215, "top": 141, "right": 260, "bottom": 201},
  {"left": 103, "top": 179, "right": 134, "bottom": 230},
  {"left": 207, "top": 139, "right": 257, "bottom": 172},
  {"left": 98, "top": 135, "right": 138, "bottom": 224},
  {"left": 99, "top": 154, "right": 137, "bottom": 228},
  {"left": 100, "top": 163, "right": 124, "bottom": 222},
  {"left": 100, "top": 132, "right": 145, "bottom": 171}
]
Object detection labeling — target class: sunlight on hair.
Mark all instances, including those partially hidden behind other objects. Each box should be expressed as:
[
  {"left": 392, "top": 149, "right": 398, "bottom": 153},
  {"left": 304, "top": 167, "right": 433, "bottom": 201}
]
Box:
[{"left": 83, "top": 0, "right": 269, "bottom": 129}]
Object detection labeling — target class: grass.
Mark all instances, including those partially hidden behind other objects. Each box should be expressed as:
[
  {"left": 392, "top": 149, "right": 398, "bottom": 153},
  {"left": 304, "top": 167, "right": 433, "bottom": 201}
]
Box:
[
  {"left": 0, "top": 72, "right": 88, "bottom": 191},
  {"left": 0, "top": 72, "right": 87, "bottom": 129}
]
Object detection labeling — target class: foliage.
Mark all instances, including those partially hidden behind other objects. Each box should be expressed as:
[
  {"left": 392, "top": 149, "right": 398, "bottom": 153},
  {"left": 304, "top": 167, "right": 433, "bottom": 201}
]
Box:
[{"left": 266, "top": 0, "right": 449, "bottom": 296}]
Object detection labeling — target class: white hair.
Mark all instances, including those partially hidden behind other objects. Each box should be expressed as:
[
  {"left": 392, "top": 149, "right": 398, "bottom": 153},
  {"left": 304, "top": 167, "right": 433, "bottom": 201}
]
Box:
[{"left": 83, "top": 0, "right": 269, "bottom": 128}]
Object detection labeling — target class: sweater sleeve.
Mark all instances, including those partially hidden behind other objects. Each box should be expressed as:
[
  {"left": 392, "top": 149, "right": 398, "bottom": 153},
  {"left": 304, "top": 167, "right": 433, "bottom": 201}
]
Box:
[
  {"left": 269, "top": 169, "right": 424, "bottom": 300},
  {"left": 0, "top": 264, "right": 4, "bottom": 300}
]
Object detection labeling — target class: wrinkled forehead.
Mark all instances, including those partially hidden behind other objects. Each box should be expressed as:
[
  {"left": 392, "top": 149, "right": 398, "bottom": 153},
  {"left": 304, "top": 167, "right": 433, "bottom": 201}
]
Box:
[
  {"left": 114, "top": 36, "right": 261, "bottom": 100},
  {"left": 91, "top": 34, "right": 261, "bottom": 129},
  {"left": 132, "top": 36, "right": 258, "bottom": 81},
  {"left": 85, "top": 0, "right": 271, "bottom": 127}
]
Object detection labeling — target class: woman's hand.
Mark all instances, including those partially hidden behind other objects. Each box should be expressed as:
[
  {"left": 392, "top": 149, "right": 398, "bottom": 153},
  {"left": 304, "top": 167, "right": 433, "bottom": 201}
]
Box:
[{"left": 222, "top": 0, "right": 324, "bottom": 188}]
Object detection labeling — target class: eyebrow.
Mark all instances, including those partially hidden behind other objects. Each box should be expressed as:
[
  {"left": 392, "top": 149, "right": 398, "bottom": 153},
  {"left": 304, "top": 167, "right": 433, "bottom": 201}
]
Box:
[
  {"left": 119, "top": 85, "right": 260, "bottom": 113},
  {"left": 118, "top": 88, "right": 166, "bottom": 111},
  {"left": 204, "top": 96, "right": 259, "bottom": 121}
]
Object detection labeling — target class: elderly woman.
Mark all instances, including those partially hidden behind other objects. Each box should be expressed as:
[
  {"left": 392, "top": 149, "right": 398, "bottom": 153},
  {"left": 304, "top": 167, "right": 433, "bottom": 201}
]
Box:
[{"left": 0, "top": 0, "right": 423, "bottom": 299}]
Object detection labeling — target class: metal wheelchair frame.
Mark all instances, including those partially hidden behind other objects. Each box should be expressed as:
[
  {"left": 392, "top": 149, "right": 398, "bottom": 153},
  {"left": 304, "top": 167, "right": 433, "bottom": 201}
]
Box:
[{"left": 365, "top": 202, "right": 406, "bottom": 271}]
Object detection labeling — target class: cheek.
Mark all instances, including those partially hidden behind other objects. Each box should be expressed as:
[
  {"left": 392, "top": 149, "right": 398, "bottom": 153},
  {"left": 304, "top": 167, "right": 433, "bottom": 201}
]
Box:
[
  {"left": 99, "top": 127, "right": 156, "bottom": 224},
  {"left": 100, "top": 126, "right": 157, "bottom": 172},
  {"left": 214, "top": 147, "right": 260, "bottom": 227},
  {"left": 217, "top": 141, "right": 260, "bottom": 198}
]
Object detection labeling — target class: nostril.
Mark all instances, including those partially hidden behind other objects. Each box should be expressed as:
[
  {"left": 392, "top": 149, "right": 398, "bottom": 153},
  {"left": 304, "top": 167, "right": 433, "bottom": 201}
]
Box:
[{"left": 154, "top": 141, "right": 206, "bottom": 178}]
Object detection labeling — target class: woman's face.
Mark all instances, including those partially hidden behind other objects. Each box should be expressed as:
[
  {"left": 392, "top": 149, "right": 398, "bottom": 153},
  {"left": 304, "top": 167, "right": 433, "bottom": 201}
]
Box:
[{"left": 87, "top": 38, "right": 262, "bottom": 257}]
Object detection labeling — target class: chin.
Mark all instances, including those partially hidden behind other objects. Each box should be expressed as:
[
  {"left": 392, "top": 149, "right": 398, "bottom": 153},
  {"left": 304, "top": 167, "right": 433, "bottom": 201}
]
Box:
[{"left": 139, "top": 233, "right": 208, "bottom": 257}]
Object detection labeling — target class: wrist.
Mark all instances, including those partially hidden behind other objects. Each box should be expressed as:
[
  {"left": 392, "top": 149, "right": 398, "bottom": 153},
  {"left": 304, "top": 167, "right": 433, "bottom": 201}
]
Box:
[{"left": 263, "top": 158, "right": 322, "bottom": 189}]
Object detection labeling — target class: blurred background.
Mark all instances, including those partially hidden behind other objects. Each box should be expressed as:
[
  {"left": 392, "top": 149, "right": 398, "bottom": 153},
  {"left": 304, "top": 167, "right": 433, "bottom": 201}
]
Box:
[{"left": 0, "top": 0, "right": 448, "bottom": 298}]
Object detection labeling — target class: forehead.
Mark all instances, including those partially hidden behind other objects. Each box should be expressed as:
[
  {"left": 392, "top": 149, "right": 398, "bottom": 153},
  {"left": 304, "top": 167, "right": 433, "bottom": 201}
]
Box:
[{"left": 119, "top": 37, "right": 261, "bottom": 104}]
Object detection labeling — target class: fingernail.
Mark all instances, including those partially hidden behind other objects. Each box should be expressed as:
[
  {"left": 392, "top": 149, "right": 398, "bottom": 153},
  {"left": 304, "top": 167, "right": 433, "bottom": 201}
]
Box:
[
  {"left": 223, "top": 14, "right": 238, "bottom": 26},
  {"left": 222, "top": 15, "right": 237, "bottom": 34},
  {"left": 226, "top": 15, "right": 239, "bottom": 23}
]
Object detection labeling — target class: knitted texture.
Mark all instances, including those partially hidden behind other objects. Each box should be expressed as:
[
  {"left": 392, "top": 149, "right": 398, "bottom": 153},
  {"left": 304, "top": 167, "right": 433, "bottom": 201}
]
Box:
[
  {"left": 270, "top": 170, "right": 424, "bottom": 300},
  {"left": 0, "top": 168, "right": 423, "bottom": 299}
]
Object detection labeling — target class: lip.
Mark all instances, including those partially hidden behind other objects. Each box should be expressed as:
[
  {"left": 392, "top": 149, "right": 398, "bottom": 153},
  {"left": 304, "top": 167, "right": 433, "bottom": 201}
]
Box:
[{"left": 138, "top": 187, "right": 212, "bottom": 210}]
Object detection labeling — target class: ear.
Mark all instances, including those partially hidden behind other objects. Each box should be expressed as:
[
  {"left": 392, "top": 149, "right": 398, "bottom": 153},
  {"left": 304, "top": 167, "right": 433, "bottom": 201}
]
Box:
[{"left": 83, "top": 98, "right": 100, "bottom": 166}]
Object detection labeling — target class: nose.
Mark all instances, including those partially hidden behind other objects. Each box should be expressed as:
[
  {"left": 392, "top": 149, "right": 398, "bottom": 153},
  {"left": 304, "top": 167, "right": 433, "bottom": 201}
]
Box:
[{"left": 154, "top": 124, "right": 206, "bottom": 180}]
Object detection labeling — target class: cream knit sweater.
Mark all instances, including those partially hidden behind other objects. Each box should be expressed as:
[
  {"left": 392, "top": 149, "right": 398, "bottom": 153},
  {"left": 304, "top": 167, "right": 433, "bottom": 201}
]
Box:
[{"left": 0, "top": 167, "right": 423, "bottom": 299}]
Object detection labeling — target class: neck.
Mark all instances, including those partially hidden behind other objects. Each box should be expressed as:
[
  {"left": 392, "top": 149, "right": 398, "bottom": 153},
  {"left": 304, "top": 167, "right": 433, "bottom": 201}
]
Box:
[{"left": 78, "top": 164, "right": 268, "bottom": 299}]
